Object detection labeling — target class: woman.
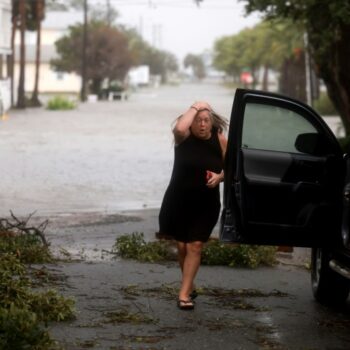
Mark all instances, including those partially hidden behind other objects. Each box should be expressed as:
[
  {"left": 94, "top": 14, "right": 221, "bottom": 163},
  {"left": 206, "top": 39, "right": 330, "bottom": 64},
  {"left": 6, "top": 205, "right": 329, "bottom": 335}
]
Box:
[{"left": 159, "top": 101, "right": 228, "bottom": 310}]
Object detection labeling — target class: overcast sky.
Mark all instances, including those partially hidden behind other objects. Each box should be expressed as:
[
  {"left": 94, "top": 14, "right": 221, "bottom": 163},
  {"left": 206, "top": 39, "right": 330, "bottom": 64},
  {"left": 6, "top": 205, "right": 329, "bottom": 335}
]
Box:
[{"left": 105, "top": 0, "right": 262, "bottom": 62}]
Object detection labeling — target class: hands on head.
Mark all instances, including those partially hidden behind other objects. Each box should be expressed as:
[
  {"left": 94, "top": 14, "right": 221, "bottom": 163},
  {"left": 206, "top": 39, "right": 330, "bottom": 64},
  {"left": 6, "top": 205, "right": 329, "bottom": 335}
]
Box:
[{"left": 191, "top": 101, "right": 212, "bottom": 112}]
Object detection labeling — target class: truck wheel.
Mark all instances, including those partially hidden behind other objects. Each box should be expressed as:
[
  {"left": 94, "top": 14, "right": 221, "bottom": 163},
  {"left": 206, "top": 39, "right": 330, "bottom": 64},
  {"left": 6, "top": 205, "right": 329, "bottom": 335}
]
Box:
[{"left": 311, "top": 247, "right": 350, "bottom": 304}]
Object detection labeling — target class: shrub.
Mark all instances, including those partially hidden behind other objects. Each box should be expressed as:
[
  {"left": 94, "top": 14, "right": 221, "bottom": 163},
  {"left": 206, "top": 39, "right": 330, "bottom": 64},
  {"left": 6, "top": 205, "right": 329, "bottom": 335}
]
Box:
[
  {"left": 47, "top": 96, "right": 75, "bottom": 110},
  {"left": 0, "top": 232, "right": 52, "bottom": 264},
  {"left": 0, "top": 213, "right": 76, "bottom": 349},
  {"left": 201, "top": 241, "right": 277, "bottom": 268},
  {"left": 0, "top": 305, "right": 54, "bottom": 350},
  {"left": 113, "top": 232, "right": 174, "bottom": 263},
  {"left": 113, "top": 232, "right": 277, "bottom": 268},
  {"left": 29, "top": 289, "right": 75, "bottom": 323},
  {"left": 0, "top": 253, "right": 75, "bottom": 318},
  {"left": 0, "top": 213, "right": 53, "bottom": 264}
]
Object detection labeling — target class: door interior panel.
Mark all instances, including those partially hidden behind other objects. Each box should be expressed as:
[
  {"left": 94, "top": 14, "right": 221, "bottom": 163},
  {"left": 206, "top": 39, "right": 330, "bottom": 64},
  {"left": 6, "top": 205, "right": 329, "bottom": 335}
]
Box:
[
  {"left": 241, "top": 148, "right": 332, "bottom": 227},
  {"left": 222, "top": 89, "right": 345, "bottom": 247}
]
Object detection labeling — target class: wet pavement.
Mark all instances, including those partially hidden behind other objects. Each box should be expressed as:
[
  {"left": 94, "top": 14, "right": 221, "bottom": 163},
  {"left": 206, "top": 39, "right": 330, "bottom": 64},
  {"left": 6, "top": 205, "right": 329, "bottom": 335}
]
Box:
[
  {"left": 48, "top": 259, "right": 350, "bottom": 350},
  {"left": 24, "top": 205, "right": 347, "bottom": 350},
  {"left": 44, "top": 209, "right": 350, "bottom": 350}
]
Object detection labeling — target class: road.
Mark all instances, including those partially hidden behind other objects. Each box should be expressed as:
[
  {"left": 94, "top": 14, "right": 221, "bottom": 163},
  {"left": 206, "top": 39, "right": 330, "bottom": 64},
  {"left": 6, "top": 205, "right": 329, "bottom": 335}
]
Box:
[
  {"left": 0, "top": 83, "right": 233, "bottom": 217},
  {"left": 1, "top": 83, "right": 344, "bottom": 217}
]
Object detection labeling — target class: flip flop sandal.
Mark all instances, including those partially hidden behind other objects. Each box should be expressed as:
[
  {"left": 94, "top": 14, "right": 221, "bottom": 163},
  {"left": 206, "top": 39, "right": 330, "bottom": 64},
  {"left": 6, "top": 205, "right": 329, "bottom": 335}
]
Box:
[
  {"left": 190, "top": 290, "right": 198, "bottom": 300},
  {"left": 177, "top": 299, "right": 195, "bottom": 310}
]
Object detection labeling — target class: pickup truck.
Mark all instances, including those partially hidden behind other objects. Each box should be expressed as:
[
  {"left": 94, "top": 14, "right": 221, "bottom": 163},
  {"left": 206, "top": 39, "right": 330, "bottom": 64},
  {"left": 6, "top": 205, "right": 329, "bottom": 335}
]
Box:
[{"left": 221, "top": 88, "right": 350, "bottom": 304}]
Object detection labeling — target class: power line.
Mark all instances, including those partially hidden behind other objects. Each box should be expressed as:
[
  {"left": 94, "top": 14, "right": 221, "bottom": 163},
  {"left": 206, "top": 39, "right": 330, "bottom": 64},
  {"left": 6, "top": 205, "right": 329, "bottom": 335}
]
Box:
[{"left": 89, "top": 0, "right": 244, "bottom": 9}]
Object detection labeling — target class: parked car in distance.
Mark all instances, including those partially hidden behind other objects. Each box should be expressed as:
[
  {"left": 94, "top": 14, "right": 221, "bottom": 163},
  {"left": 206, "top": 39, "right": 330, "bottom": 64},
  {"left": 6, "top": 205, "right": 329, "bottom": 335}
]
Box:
[{"left": 221, "top": 88, "right": 350, "bottom": 304}]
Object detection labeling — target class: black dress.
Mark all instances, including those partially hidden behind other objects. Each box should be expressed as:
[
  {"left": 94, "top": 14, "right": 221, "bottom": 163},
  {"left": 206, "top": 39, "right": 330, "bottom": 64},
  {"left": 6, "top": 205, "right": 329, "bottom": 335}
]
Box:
[{"left": 159, "top": 130, "right": 223, "bottom": 243}]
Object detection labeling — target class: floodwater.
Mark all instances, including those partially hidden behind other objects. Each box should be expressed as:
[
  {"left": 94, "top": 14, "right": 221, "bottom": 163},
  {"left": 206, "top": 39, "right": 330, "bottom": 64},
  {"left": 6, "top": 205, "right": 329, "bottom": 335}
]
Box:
[
  {"left": 0, "top": 83, "right": 234, "bottom": 217},
  {"left": 0, "top": 83, "right": 343, "bottom": 218}
]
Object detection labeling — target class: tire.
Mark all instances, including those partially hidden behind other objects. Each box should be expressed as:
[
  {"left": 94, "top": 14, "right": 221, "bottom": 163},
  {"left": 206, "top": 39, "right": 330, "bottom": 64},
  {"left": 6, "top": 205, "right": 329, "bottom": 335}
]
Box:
[{"left": 311, "top": 247, "right": 350, "bottom": 304}]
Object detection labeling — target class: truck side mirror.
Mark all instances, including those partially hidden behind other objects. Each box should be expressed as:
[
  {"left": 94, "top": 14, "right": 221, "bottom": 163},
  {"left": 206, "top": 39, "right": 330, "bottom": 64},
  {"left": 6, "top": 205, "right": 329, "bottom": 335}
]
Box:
[{"left": 295, "top": 133, "right": 331, "bottom": 156}]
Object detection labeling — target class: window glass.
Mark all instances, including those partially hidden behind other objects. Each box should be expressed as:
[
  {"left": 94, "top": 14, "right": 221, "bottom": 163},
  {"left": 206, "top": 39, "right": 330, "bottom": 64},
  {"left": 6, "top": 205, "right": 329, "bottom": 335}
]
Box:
[
  {"left": 56, "top": 72, "right": 64, "bottom": 80},
  {"left": 242, "top": 103, "right": 318, "bottom": 153}
]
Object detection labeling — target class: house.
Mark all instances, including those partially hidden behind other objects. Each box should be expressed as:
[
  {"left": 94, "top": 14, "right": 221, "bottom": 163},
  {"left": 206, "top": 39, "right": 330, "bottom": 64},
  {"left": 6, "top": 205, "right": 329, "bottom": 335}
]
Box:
[
  {"left": 13, "top": 11, "right": 83, "bottom": 101},
  {"left": 0, "top": 0, "right": 11, "bottom": 115}
]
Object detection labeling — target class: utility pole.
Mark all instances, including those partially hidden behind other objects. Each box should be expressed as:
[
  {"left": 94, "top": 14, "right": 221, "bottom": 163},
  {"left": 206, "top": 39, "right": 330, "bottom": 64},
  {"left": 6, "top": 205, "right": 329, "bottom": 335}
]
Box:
[
  {"left": 81, "top": 0, "right": 88, "bottom": 102},
  {"left": 106, "top": 0, "right": 111, "bottom": 26}
]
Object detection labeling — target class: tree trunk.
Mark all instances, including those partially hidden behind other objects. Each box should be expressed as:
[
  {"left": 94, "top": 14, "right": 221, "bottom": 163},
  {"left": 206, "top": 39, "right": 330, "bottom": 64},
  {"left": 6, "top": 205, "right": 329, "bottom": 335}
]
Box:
[
  {"left": 262, "top": 64, "right": 269, "bottom": 91},
  {"left": 279, "top": 53, "right": 306, "bottom": 104},
  {"left": 91, "top": 78, "right": 102, "bottom": 95},
  {"left": 294, "top": 51, "right": 307, "bottom": 103},
  {"left": 31, "top": 7, "right": 42, "bottom": 107},
  {"left": 251, "top": 66, "right": 257, "bottom": 90},
  {"left": 17, "top": 0, "right": 26, "bottom": 109},
  {"left": 10, "top": 14, "right": 17, "bottom": 107},
  {"left": 310, "top": 23, "right": 350, "bottom": 135}
]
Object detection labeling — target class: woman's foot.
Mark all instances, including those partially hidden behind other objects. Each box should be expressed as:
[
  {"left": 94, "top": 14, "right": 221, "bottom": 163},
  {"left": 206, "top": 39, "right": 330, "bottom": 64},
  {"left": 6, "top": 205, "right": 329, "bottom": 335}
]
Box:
[{"left": 177, "top": 299, "right": 195, "bottom": 310}]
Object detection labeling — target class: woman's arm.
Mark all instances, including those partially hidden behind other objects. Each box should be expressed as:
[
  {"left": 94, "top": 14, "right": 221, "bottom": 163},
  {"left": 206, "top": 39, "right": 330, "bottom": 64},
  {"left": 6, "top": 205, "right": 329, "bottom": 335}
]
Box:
[
  {"left": 206, "top": 131, "right": 227, "bottom": 188},
  {"left": 218, "top": 131, "right": 227, "bottom": 160},
  {"left": 173, "top": 101, "right": 211, "bottom": 144}
]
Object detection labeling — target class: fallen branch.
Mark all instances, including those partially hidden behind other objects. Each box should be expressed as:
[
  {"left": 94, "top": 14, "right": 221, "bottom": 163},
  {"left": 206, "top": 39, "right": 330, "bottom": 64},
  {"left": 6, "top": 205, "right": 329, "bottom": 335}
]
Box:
[{"left": 0, "top": 211, "right": 49, "bottom": 247}]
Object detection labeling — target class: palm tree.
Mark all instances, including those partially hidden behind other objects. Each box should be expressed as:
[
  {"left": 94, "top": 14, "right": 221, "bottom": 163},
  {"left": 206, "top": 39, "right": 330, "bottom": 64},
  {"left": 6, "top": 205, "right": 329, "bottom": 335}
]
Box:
[
  {"left": 30, "top": 0, "right": 45, "bottom": 106},
  {"left": 10, "top": 0, "right": 19, "bottom": 107},
  {"left": 17, "top": 0, "right": 26, "bottom": 108}
]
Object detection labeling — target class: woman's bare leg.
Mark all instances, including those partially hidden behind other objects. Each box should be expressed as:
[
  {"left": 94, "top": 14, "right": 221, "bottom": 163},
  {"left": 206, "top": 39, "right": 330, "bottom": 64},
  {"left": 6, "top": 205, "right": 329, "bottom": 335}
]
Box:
[
  {"left": 178, "top": 241, "right": 203, "bottom": 301},
  {"left": 177, "top": 241, "right": 186, "bottom": 272}
]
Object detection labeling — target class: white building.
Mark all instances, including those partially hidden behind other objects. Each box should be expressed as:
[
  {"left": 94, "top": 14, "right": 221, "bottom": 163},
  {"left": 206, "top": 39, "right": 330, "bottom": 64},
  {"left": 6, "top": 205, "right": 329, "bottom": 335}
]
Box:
[
  {"left": 128, "top": 65, "right": 150, "bottom": 87},
  {"left": 14, "top": 11, "right": 83, "bottom": 101},
  {"left": 0, "top": 0, "right": 11, "bottom": 115}
]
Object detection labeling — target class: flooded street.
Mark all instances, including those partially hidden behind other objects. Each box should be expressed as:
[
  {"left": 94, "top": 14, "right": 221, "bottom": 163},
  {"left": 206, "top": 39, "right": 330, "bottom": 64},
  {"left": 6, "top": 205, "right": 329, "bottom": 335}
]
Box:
[
  {"left": 0, "top": 82, "right": 344, "bottom": 218},
  {"left": 0, "top": 83, "right": 234, "bottom": 217}
]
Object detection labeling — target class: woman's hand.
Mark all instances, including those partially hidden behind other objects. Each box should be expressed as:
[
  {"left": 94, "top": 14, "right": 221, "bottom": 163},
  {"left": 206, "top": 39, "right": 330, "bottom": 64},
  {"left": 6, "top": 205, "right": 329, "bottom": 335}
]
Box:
[
  {"left": 173, "top": 101, "right": 212, "bottom": 144},
  {"left": 206, "top": 170, "right": 224, "bottom": 188},
  {"left": 191, "top": 101, "right": 212, "bottom": 112}
]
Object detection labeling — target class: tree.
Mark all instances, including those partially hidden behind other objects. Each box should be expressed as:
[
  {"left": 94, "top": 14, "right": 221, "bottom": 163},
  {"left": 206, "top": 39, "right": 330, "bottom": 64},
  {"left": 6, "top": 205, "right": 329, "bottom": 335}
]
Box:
[
  {"left": 146, "top": 49, "right": 178, "bottom": 83},
  {"left": 184, "top": 54, "right": 206, "bottom": 80},
  {"left": 241, "top": 0, "right": 350, "bottom": 134},
  {"left": 251, "top": 20, "right": 306, "bottom": 98},
  {"left": 213, "top": 35, "right": 241, "bottom": 82},
  {"left": 213, "top": 20, "right": 303, "bottom": 91},
  {"left": 10, "top": 0, "right": 19, "bottom": 107},
  {"left": 29, "top": 0, "right": 45, "bottom": 106},
  {"left": 16, "top": 0, "right": 26, "bottom": 108},
  {"left": 51, "top": 22, "right": 134, "bottom": 95},
  {"left": 11, "top": 0, "right": 46, "bottom": 108},
  {"left": 125, "top": 28, "right": 178, "bottom": 83},
  {"left": 256, "top": 20, "right": 304, "bottom": 94}
]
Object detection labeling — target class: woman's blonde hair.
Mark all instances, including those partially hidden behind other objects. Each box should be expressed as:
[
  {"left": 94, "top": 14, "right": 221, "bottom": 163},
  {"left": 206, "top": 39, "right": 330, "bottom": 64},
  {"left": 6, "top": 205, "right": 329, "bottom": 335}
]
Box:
[
  {"left": 210, "top": 110, "right": 228, "bottom": 133},
  {"left": 172, "top": 109, "right": 228, "bottom": 133}
]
